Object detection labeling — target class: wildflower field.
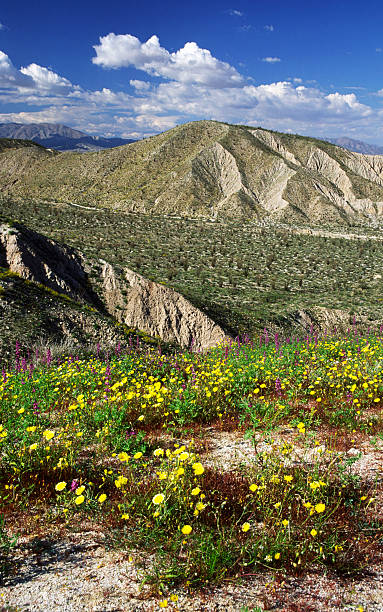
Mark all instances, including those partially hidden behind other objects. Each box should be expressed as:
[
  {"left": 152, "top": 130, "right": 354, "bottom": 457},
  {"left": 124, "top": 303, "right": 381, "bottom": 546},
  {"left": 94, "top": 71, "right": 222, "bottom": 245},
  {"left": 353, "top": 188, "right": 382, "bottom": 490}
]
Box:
[{"left": 0, "top": 330, "right": 382, "bottom": 607}]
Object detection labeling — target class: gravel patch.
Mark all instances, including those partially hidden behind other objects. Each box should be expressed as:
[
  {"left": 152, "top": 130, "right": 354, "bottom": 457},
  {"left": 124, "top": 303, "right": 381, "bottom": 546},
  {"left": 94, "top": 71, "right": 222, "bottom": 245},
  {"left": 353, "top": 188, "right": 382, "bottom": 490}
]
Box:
[{"left": 1, "top": 531, "right": 382, "bottom": 611}]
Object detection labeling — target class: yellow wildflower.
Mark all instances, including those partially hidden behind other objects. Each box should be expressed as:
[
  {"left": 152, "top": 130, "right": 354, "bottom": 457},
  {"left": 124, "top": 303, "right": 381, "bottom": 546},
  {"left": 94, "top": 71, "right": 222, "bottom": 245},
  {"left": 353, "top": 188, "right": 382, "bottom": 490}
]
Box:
[{"left": 55, "top": 481, "right": 66, "bottom": 492}]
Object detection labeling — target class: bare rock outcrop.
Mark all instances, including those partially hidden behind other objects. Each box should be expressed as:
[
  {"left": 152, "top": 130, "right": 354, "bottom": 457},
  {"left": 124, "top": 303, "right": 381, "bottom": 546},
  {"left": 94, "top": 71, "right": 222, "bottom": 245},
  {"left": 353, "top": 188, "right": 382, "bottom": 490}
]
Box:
[
  {"left": 249, "top": 129, "right": 301, "bottom": 166},
  {"left": 284, "top": 306, "right": 376, "bottom": 334},
  {"left": 339, "top": 151, "right": 383, "bottom": 187},
  {"left": 252, "top": 159, "right": 296, "bottom": 215},
  {"left": 101, "top": 262, "right": 227, "bottom": 351},
  {"left": 0, "top": 222, "right": 227, "bottom": 351},
  {"left": 192, "top": 142, "right": 258, "bottom": 217},
  {"left": 0, "top": 223, "right": 101, "bottom": 306},
  {"left": 306, "top": 148, "right": 383, "bottom": 217}
]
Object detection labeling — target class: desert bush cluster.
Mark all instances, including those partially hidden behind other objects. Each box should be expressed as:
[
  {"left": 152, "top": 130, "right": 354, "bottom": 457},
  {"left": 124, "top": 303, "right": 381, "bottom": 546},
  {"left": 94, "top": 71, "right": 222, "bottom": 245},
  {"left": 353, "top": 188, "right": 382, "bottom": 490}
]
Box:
[{"left": 2, "top": 199, "right": 383, "bottom": 337}]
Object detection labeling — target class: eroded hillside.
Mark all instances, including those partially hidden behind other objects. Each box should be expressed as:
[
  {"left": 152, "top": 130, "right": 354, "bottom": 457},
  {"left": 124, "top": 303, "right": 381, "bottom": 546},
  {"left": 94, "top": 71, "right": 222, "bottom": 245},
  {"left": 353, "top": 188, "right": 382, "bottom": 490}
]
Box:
[
  {"left": 0, "top": 221, "right": 227, "bottom": 359},
  {"left": 1, "top": 121, "right": 383, "bottom": 224},
  {"left": 3, "top": 199, "right": 383, "bottom": 356}
]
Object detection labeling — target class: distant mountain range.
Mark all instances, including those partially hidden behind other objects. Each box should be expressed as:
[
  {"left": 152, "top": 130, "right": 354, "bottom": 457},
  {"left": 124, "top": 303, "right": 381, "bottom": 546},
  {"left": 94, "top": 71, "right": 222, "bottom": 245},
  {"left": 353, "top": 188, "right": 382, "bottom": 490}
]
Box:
[
  {"left": 0, "top": 123, "right": 135, "bottom": 152},
  {"left": 326, "top": 137, "right": 383, "bottom": 155}
]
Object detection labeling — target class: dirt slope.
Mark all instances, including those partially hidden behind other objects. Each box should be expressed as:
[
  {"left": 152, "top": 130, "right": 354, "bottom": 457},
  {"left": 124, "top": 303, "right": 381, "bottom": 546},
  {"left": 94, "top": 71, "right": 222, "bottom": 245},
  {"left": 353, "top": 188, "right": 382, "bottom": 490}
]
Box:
[{"left": 2, "top": 121, "right": 383, "bottom": 224}]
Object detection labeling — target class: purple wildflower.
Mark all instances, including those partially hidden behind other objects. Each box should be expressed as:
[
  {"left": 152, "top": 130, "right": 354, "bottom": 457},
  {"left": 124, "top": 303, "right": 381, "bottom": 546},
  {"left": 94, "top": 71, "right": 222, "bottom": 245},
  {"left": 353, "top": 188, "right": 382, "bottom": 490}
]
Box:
[{"left": 70, "top": 480, "right": 79, "bottom": 492}]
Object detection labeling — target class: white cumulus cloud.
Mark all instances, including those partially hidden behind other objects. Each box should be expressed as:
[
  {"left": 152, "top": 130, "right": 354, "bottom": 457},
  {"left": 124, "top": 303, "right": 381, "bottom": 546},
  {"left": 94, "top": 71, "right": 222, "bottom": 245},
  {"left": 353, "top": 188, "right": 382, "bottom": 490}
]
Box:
[
  {"left": 0, "top": 51, "right": 34, "bottom": 88},
  {"left": 92, "top": 33, "right": 244, "bottom": 88},
  {"left": 0, "top": 43, "right": 382, "bottom": 144},
  {"left": 0, "top": 50, "right": 78, "bottom": 97},
  {"left": 145, "top": 80, "right": 372, "bottom": 128},
  {"left": 20, "top": 63, "right": 74, "bottom": 92}
]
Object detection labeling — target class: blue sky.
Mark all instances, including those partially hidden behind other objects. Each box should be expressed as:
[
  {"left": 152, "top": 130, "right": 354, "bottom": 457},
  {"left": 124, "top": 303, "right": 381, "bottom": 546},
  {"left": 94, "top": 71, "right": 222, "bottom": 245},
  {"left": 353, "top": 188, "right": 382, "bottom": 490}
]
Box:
[{"left": 1, "top": 0, "right": 383, "bottom": 142}]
